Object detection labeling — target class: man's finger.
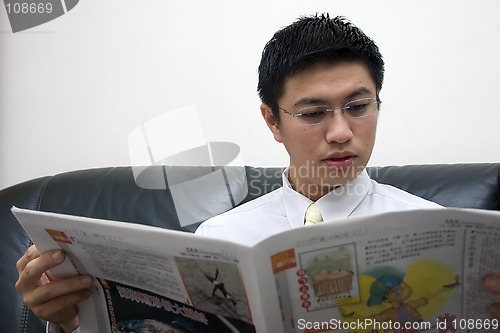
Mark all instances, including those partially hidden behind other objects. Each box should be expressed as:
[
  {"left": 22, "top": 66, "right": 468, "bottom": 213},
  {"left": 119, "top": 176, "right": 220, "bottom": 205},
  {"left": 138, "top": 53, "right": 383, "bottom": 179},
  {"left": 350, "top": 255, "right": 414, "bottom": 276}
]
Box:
[
  {"left": 30, "top": 289, "right": 90, "bottom": 326},
  {"left": 24, "top": 275, "right": 92, "bottom": 306},
  {"left": 16, "top": 245, "right": 40, "bottom": 273},
  {"left": 488, "top": 303, "right": 500, "bottom": 320},
  {"left": 484, "top": 275, "right": 500, "bottom": 293},
  {"left": 17, "top": 250, "right": 65, "bottom": 290}
]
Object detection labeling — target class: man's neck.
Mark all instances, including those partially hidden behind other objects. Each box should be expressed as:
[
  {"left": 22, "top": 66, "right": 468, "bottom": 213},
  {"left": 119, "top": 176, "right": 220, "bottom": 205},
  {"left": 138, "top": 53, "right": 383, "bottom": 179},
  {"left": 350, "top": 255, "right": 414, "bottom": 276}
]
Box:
[
  {"left": 287, "top": 176, "right": 344, "bottom": 202},
  {"left": 285, "top": 166, "right": 366, "bottom": 201}
]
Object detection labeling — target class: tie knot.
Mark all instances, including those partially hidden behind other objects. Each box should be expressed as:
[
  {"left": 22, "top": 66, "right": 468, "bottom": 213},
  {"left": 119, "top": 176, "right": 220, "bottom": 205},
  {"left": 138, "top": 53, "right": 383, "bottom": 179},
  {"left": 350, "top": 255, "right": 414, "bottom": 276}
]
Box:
[{"left": 304, "top": 203, "right": 323, "bottom": 226}]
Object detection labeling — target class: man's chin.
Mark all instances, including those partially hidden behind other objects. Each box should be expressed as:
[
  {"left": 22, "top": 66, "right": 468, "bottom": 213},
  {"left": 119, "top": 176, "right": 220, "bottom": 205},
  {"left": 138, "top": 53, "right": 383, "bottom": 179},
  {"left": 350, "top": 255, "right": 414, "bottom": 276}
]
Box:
[
  {"left": 323, "top": 177, "right": 355, "bottom": 189},
  {"left": 289, "top": 164, "right": 364, "bottom": 178},
  {"left": 287, "top": 164, "right": 365, "bottom": 196},
  {"left": 323, "top": 165, "right": 364, "bottom": 182}
]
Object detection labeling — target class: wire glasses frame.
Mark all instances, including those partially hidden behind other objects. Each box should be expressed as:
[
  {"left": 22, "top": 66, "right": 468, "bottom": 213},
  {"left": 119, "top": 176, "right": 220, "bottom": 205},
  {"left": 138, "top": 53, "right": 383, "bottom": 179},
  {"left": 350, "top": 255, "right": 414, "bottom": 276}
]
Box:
[{"left": 279, "top": 97, "right": 381, "bottom": 125}]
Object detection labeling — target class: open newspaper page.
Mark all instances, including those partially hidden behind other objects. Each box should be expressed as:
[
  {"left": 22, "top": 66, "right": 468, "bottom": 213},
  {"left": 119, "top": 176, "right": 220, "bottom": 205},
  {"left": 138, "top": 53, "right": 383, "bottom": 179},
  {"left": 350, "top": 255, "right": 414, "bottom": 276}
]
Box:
[
  {"left": 12, "top": 207, "right": 500, "bottom": 333},
  {"left": 258, "top": 208, "right": 500, "bottom": 333},
  {"left": 12, "top": 207, "right": 281, "bottom": 333}
]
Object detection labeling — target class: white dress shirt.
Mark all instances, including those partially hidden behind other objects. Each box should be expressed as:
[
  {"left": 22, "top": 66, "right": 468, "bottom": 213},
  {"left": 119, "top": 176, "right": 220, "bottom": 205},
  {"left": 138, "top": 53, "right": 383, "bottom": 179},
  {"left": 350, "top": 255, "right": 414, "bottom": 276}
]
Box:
[
  {"left": 195, "top": 169, "right": 442, "bottom": 245},
  {"left": 48, "top": 169, "right": 440, "bottom": 333}
]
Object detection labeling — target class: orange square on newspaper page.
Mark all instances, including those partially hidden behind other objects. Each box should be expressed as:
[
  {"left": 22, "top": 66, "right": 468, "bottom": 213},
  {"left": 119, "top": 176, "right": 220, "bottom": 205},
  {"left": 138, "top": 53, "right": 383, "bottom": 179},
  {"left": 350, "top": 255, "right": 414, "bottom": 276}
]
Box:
[
  {"left": 46, "top": 229, "right": 73, "bottom": 244},
  {"left": 271, "top": 249, "right": 296, "bottom": 274}
]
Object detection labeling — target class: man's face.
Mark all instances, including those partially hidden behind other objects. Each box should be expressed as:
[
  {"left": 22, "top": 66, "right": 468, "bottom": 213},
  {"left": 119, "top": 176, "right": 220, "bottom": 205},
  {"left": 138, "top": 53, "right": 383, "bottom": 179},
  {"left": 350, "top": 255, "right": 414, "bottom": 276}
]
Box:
[{"left": 261, "top": 61, "right": 379, "bottom": 200}]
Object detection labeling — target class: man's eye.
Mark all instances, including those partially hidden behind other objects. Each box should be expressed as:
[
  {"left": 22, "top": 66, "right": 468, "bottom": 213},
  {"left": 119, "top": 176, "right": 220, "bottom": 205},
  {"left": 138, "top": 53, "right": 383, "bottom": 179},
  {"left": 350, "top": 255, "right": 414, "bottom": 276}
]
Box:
[
  {"left": 346, "top": 103, "right": 369, "bottom": 112},
  {"left": 301, "top": 111, "right": 325, "bottom": 118}
]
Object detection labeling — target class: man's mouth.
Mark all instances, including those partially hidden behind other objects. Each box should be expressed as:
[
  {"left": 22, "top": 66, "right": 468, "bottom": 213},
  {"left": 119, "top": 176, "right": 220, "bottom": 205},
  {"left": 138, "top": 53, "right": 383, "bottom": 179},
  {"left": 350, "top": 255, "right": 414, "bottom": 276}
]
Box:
[{"left": 323, "top": 155, "right": 356, "bottom": 168}]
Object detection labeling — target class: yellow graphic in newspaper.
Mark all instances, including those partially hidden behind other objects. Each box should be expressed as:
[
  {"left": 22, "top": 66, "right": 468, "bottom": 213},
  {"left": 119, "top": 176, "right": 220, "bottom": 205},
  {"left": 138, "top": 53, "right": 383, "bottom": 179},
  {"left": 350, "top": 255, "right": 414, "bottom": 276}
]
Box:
[{"left": 339, "top": 260, "right": 459, "bottom": 332}]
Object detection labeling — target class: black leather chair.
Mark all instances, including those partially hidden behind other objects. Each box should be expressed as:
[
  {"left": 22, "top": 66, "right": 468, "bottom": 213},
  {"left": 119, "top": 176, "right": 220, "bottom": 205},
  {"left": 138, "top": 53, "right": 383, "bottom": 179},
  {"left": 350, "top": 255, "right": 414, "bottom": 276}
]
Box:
[{"left": 1, "top": 164, "right": 499, "bottom": 332}]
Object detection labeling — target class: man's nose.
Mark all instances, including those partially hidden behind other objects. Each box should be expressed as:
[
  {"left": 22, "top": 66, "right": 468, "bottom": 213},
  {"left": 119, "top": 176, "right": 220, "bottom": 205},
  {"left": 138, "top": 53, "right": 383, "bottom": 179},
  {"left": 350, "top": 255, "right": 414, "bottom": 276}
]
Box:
[{"left": 324, "top": 111, "right": 354, "bottom": 144}]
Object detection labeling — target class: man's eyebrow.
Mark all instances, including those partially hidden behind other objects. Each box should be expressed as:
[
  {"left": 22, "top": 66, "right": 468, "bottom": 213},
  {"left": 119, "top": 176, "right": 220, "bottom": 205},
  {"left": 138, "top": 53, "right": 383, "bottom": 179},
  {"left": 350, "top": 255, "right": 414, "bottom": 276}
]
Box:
[
  {"left": 293, "top": 87, "right": 375, "bottom": 107},
  {"left": 293, "top": 97, "right": 328, "bottom": 107},
  {"left": 345, "top": 87, "right": 374, "bottom": 100}
]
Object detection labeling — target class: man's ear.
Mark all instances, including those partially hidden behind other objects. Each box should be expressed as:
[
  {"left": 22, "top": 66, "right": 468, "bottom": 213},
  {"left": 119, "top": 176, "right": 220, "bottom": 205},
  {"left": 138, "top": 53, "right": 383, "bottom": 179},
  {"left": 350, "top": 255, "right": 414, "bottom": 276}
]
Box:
[{"left": 261, "top": 104, "right": 283, "bottom": 143}]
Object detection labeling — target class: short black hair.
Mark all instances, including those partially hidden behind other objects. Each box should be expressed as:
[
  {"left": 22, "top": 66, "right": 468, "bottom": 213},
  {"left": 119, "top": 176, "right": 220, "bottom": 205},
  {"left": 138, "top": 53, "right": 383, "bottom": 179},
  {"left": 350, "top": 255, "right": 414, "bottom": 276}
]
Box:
[{"left": 257, "top": 13, "right": 384, "bottom": 120}]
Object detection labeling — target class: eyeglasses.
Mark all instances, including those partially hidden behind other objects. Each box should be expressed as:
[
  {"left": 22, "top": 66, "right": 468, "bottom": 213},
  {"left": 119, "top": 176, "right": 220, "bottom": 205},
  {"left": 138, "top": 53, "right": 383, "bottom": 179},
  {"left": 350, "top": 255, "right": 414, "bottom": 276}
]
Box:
[{"left": 279, "top": 97, "right": 381, "bottom": 125}]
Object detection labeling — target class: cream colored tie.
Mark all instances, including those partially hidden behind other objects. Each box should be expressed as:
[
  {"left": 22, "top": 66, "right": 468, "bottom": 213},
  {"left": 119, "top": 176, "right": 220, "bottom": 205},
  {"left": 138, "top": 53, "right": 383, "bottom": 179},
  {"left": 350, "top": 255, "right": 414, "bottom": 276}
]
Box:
[{"left": 304, "top": 203, "right": 323, "bottom": 226}]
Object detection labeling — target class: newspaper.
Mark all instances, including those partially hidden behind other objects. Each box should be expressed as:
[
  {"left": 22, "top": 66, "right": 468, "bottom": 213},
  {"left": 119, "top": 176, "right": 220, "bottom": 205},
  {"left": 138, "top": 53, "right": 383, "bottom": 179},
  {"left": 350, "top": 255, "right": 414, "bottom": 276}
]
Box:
[{"left": 12, "top": 207, "right": 500, "bottom": 333}]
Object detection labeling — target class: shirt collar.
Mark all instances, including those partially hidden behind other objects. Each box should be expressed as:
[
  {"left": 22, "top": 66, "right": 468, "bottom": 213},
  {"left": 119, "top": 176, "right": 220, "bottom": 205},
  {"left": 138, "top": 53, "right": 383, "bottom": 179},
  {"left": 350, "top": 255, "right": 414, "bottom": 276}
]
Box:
[{"left": 282, "top": 168, "right": 372, "bottom": 228}]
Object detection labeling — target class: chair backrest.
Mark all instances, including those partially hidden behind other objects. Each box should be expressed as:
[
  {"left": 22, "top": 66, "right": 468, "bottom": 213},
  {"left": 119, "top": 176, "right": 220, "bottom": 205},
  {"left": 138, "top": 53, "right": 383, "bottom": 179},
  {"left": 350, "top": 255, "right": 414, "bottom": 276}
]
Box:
[{"left": 0, "top": 163, "right": 498, "bottom": 332}]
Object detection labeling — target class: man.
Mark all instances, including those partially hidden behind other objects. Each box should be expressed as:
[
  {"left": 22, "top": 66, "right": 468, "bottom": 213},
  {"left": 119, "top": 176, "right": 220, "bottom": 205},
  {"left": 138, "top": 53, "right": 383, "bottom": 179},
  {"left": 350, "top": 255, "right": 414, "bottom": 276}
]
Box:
[
  {"left": 195, "top": 14, "right": 440, "bottom": 245},
  {"left": 15, "top": 14, "right": 500, "bottom": 333}
]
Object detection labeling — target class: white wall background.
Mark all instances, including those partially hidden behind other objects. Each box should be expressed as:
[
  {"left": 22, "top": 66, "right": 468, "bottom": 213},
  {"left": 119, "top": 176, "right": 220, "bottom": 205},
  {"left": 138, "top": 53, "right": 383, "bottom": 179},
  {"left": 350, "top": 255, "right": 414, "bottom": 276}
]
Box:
[{"left": 1, "top": 0, "right": 499, "bottom": 190}]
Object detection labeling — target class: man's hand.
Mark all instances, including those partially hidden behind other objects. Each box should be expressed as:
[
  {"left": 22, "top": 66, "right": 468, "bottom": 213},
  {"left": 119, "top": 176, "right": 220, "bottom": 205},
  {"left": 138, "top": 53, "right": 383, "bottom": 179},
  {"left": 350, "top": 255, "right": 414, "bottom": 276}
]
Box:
[
  {"left": 15, "top": 245, "right": 92, "bottom": 333},
  {"left": 485, "top": 275, "right": 500, "bottom": 322}
]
